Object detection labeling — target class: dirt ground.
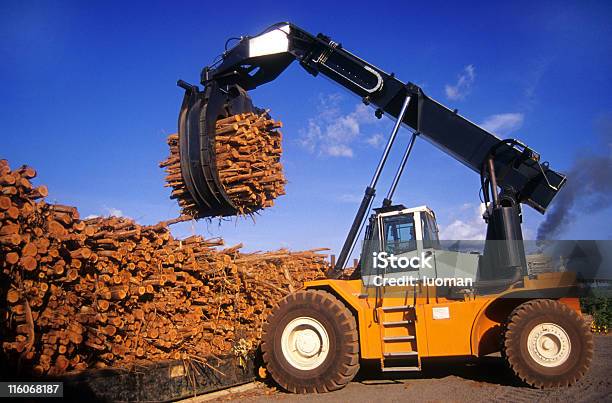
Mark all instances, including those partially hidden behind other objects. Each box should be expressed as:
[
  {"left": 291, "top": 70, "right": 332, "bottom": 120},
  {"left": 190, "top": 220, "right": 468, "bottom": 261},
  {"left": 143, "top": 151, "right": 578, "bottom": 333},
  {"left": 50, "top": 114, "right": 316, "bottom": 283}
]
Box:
[{"left": 215, "top": 335, "right": 611, "bottom": 403}]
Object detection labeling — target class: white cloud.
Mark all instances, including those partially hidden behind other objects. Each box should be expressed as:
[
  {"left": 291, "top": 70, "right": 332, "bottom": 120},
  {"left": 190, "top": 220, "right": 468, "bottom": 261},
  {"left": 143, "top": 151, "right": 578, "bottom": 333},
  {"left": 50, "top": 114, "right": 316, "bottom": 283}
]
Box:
[
  {"left": 337, "top": 193, "right": 363, "bottom": 203},
  {"left": 480, "top": 113, "right": 524, "bottom": 135},
  {"left": 300, "top": 94, "right": 380, "bottom": 158},
  {"left": 326, "top": 144, "right": 354, "bottom": 157},
  {"left": 366, "top": 133, "right": 385, "bottom": 148},
  {"left": 440, "top": 203, "right": 486, "bottom": 240},
  {"left": 104, "top": 207, "right": 125, "bottom": 217},
  {"left": 459, "top": 203, "right": 472, "bottom": 211},
  {"left": 523, "top": 58, "right": 549, "bottom": 109},
  {"left": 445, "top": 65, "right": 475, "bottom": 101}
]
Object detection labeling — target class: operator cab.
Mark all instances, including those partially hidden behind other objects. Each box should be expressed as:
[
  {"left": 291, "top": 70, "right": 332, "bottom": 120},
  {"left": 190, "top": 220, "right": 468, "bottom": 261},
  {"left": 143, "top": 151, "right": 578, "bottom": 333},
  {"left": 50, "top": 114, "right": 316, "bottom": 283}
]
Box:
[
  {"left": 358, "top": 204, "right": 479, "bottom": 286},
  {"left": 374, "top": 204, "right": 439, "bottom": 254},
  {"left": 358, "top": 205, "right": 439, "bottom": 281}
]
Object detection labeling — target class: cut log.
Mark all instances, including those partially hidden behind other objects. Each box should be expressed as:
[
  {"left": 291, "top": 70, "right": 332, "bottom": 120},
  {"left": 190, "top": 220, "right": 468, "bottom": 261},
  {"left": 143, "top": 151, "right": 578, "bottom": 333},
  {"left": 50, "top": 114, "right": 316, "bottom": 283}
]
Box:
[{"left": 20, "top": 256, "right": 38, "bottom": 271}]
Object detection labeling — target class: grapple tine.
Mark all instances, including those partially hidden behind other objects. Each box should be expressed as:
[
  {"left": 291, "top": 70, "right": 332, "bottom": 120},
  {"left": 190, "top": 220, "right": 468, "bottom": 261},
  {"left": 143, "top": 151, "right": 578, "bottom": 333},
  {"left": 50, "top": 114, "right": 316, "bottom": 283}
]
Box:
[{"left": 176, "top": 81, "right": 255, "bottom": 217}]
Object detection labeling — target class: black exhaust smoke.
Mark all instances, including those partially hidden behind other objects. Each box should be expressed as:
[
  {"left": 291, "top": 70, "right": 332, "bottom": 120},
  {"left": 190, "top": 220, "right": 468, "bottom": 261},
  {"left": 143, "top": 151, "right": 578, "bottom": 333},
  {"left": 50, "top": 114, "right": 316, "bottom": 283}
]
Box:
[{"left": 537, "top": 117, "right": 612, "bottom": 240}]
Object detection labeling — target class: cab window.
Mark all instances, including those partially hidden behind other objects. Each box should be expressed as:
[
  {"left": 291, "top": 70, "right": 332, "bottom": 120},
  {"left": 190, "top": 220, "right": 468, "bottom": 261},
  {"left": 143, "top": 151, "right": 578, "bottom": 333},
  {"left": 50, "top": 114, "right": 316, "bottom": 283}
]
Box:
[
  {"left": 383, "top": 214, "right": 416, "bottom": 254},
  {"left": 421, "top": 213, "right": 439, "bottom": 248}
]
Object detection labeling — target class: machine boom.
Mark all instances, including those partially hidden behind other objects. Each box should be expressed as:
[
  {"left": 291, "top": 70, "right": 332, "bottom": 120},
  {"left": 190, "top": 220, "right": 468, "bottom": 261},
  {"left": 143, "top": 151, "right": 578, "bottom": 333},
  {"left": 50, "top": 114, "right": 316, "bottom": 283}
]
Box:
[{"left": 202, "top": 23, "right": 566, "bottom": 214}]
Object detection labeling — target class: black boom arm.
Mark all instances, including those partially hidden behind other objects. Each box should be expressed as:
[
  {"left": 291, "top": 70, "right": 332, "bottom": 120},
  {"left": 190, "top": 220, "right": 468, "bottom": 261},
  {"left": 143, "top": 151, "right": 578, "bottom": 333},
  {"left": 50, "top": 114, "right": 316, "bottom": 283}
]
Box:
[{"left": 203, "top": 22, "right": 565, "bottom": 214}]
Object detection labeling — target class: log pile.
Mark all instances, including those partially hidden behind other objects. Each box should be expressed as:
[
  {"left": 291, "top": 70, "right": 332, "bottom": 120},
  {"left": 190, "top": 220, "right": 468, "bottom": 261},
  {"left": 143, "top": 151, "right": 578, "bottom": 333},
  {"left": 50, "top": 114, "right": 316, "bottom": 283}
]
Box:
[
  {"left": 161, "top": 111, "right": 287, "bottom": 217},
  {"left": 0, "top": 159, "right": 325, "bottom": 376}
]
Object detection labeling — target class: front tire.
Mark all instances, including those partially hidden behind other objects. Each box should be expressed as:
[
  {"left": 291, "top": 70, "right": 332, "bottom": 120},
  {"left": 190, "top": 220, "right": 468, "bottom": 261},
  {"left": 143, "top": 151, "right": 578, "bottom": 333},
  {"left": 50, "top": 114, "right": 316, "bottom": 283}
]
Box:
[
  {"left": 502, "top": 299, "right": 593, "bottom": 388},
  {"left": 261, "top": 290, "right": 360, "bottom": 393}
]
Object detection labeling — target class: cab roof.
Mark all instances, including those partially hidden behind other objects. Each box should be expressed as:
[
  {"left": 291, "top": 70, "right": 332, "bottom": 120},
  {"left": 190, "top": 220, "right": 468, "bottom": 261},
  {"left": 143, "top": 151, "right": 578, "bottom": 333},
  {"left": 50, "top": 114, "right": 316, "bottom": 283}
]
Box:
[{"left": 374, "top": 204, "right": 435, "bottom": 218}]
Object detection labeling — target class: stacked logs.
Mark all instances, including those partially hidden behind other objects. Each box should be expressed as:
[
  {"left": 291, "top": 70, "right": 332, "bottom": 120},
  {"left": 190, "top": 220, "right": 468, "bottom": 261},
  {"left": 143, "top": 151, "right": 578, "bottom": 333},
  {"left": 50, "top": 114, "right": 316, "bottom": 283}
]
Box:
[
  {"left": 0, "top": 159, "right": 326, "bottom": 376},
  {"left": 161, "top": 111, "right": 287, "bottom": 217},
  {"left": 215, "top": 112, "right": 286, "bottom": 213}
]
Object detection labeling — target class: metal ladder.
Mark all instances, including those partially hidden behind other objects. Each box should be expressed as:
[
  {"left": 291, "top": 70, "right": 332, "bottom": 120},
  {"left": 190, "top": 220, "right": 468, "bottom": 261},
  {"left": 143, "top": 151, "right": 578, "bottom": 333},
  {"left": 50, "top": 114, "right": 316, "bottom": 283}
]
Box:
[{"left": 376, "top": 303, "right": 421, "bottom": 372}]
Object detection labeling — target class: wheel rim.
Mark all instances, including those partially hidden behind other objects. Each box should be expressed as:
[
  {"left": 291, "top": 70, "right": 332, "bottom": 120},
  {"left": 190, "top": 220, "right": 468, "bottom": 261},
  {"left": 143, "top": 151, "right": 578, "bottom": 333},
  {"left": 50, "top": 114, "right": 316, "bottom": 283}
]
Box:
[
  {"left": 527, "top": 322, "right": 571, "bottom": 367},
  {"left": 281, "top": 316, "right": 330, "bottom": 370}
]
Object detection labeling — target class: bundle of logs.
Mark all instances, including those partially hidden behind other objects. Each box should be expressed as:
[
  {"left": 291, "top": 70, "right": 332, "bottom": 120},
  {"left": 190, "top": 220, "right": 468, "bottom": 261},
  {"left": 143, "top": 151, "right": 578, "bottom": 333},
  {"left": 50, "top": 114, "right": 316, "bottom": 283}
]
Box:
[
  {"left": 0, "top": 159, "right": 325, "bottom": 376},
  {"left": 161, "top": 111, "right": 287, "bottom": 217}
]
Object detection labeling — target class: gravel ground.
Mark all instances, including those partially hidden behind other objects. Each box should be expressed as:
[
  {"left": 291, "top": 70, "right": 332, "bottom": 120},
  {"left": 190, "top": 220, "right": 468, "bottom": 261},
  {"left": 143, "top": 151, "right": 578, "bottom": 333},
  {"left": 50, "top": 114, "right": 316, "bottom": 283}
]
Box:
[{"left": 214, "top": 335, "right": 611, "bottom": 403}]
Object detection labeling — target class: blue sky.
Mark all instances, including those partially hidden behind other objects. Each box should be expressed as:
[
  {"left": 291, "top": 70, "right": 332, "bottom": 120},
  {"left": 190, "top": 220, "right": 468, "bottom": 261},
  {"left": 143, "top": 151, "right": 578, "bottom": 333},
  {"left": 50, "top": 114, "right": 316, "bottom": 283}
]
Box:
[{"left": 2, "top": 1, "right": 611, "bottom": 256}]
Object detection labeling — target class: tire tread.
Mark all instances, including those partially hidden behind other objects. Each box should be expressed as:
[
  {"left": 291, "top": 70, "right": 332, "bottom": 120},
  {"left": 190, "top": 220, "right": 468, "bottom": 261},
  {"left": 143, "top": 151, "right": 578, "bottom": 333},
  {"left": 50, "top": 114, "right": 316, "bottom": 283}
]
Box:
[
  {"left": 262, "top": 289, "right": 360, "bottom": 393},
  {"left": 501, "top": 299, "right": 593, "bottom": 388}
]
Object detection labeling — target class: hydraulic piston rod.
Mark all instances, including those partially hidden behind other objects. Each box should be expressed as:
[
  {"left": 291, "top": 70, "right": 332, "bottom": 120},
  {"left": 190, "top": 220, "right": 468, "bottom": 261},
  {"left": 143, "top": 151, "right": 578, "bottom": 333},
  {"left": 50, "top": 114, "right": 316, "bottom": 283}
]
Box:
[
  {"left": 383, "top": 132, "right": 418, "bottom": 207},
  {"left": 329, "top": 94, "right": 412, "bottom": 278}
]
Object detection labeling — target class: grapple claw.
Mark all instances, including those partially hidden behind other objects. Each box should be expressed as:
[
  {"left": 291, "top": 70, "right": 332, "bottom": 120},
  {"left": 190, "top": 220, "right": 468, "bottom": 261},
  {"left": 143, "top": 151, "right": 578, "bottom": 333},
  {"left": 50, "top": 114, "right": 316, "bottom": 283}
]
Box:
[{"left": 177, "top": 82, "right": 255, "bottom": 217}]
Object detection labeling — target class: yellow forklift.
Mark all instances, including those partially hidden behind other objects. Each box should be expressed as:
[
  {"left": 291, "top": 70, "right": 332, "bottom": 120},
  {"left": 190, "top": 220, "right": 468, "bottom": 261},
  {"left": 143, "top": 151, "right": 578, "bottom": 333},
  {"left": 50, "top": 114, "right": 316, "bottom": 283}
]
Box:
[{"left": 175, "top": 23, "right": 593, "bottom": 392}]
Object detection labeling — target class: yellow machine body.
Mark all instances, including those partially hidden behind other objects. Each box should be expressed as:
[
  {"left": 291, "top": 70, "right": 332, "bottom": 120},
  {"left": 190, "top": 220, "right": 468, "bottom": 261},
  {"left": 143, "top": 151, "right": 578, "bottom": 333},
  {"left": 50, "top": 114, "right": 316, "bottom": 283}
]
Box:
[{"left": 303, "top": 272, "right": 581, "bottom": 361}]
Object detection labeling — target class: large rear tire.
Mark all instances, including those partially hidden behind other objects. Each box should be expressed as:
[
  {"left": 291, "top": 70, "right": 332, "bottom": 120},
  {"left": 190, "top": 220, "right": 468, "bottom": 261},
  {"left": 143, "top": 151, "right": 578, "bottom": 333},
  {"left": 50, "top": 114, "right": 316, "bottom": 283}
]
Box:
[
  {"left": 502, "top": 299, "right": 593, "bottom": 388},
  {"left": 261, "top": 290, "right": 360, "bottom": 393}
]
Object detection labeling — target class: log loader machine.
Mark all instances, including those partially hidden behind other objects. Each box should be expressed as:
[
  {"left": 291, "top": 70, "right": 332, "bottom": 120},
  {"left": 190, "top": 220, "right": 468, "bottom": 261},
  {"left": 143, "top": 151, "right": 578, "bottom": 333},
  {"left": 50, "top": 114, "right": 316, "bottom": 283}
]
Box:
[{"left": 176, "top": 23, "right": 593, "bottom": 392}]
